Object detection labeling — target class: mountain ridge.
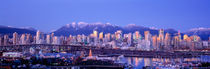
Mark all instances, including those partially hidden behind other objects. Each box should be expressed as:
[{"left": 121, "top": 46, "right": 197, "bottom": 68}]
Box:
[
  {"left": 0, "top": 23, "right": 209, "bottom": 40},
  {"left": 53, "top": 22, "right": 176, "bottom": 36},
  {"left": 52, "top": 22, "right": 209, "bottom": 40},
  {"left": 0, "top": 25, "right": 37, "bottom": 36}
]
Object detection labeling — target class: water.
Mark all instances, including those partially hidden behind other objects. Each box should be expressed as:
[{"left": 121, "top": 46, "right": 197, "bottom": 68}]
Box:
[{"left": 102, "top": 55, "right": 210, "bottom": 69}]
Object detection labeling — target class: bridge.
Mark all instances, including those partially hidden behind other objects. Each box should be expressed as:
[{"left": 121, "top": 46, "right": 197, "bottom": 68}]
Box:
[{"left": 0, "top": 44, "right": 210, "bottom": 58}]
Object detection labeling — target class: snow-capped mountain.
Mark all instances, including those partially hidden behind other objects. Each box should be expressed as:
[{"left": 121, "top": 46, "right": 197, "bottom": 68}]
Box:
[
  {"left": 184, "top": 28, "right": 210, "bottom": 40},
  {"left": 0, "top": 25, "right": 37, "bottom": 36},
  {"left": 52, "top": 22, "right": 178, "bottom": 37},
  {"left": 187, "top": 27, "right": 210, "bottom": 32},
  {"left": 0, "top": 23, "right": 209, "bottom": 40},
  {"left": 53, "top": 22, "right": 122, "bottom": 36}
]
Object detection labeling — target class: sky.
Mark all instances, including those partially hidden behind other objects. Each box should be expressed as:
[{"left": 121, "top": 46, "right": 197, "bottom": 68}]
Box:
[{"left": 0, "top": 0, "right": 210, "bottom": 32}]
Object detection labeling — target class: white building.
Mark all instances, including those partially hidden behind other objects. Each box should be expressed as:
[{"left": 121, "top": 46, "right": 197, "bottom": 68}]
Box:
[
  {"left": 20, "top": 34, "right": 26, "bottom": 44},
  {"left": 36, "top": 30, "right": 41, "bottom": 44},
  {"left": 46, "top": 35, "right": 51, "bottom": 44},
  {"left": 52, "top": 36, "right": 60, "bottom": 44},
  {"left": 13, "top": 32, "right": 18, "bottom": 45},
  {"left": 3, "top": 52, "right": 23, "bottom": 57}
]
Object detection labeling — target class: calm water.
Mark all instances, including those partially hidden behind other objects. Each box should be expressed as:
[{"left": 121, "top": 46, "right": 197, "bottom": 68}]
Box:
[{"left": 105, "top": 55, "right": 210, "bottom": 69}]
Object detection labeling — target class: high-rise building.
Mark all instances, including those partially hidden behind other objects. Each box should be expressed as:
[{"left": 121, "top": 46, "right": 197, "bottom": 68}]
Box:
[
  {"left": 127, "top": 33, "right": 132, "bottom": 45},
  {"left": 182, "top": 34, "right": 192, "bottom": 49},
  {"left": 60, "top": 36, "right": 65, "bottom": 44},
  {"left": 51, "top": 33, "right": 54, "bottom": 43},
  {"left": 144, "top": 31, "right": 152, "bottom": 50},
  {"left": 20, "top": 34, "right": 26, "bottom": 44},
  {"left": 190, "top": 35, "right": 201, "bottom": 42},
  {"left": 67, "top": 35, "right": 73, "bottom": 44},
  {"left": 104, "top": 33, "right": 111, "bottom": 42},
  {"left": 77, "top": 35, "right": 82, "bottom": 43},
  {"left": 157, "top": 29, "right": 165, "bottom": 50},
  {"left": 152, "top": 35, "right": 158, "bottom": 50},
  {"left": 36, "top": 30, "right": 41, "bottom": 44},
  {"left": 13, "top": 32, "right": 18, "bottom": 45},
  {"left": 81, "top": 34, "right": 86, "bottom": 43},
  {"left": 164, "top": 33, "right": 171, "bottom": 50},
  {"left": 64, "top": 36, "right": 68, "bottom": 44},
  {"left": 134, "top": 31, "right": 141, "bottom": 40},
  {"left": 172, "top": 31, "right": 183, "bottom": 50},
  {"left": 183, "top": 34, "right": 189, "bottom": 41},
  {"left": 158, "top": 29, "right": 164, "bottom": 45},
  {"left": 111, "top": 34, "right": 115, "bottom": 41},
  {"left": 99, "top": 32, "right": 103, "bottom": 40},
  {"left": 99, "top": 32, "right": 103, "bottom": 43},
  {"left": 177, "top": 31, "right": 182, "bottom": 41},
  {"left": 144, "top": 31, "right": 151, "bottom": 41},
  {"left": 26, "top": 34, "right": 31, "bottom": 44},
  {"left": 173, "top": 36, "right": 180, "bottom": 49},
  {"left": 115, "top": 30, "right": 122, "bottom": 40},
  {"left": 93, "top": 30, "right": 98, "bottom": 38},
  {"left": 189, "top": 35, "right": 201, "bottom": 50},
  {"left": 4, "top": 35, "right": 9, "bottom": 45},
  {"left": 52, "top": 36, "right": 59, "bottom": 44},
  {"left": 46, "top": 34, "right": 51, "bottom": 44},
  {"left": 0, "top": 36, "right": 2, "bottom": 46},
  {"left": 93, "top": 30, "right": 98, "bottom": 45},
  {"left": 86, "top": 36, "right": 90, "bottom": 44},
  {"left": 164, "top": 33, "right": 170, "bottom": 43}
]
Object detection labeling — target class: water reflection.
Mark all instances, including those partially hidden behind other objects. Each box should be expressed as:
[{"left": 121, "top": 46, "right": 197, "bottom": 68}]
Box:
[
  {"left": 113, "top": 55, "right": 210, "bottom": 69},
  {"left": 135, "top": 58, "right": 138, "bottom": 66},
  {"left": 144, "top": 58, "right": 152, "bottom": 67}
]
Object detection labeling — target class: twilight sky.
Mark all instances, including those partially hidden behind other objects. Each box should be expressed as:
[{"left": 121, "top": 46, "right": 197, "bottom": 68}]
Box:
[{"left": 0, "top": 0, "right": 210, "bottom": 32}]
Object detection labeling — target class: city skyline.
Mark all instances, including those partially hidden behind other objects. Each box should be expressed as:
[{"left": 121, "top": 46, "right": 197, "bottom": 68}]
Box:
[
  {"left": 0, "top": 0, "right": 210, "bottom": 68},
  {"left": 0, "top": 22, "right": 209, "bottom": 33},
  {"left": 1, "top": 28, "right": 209, "bottom": 68},
  {"left": 1, "top": 0, "right": 210, "bottom": 32},
  {"left": 0, "top": 29, "right": 206, "bottom": 49}
]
